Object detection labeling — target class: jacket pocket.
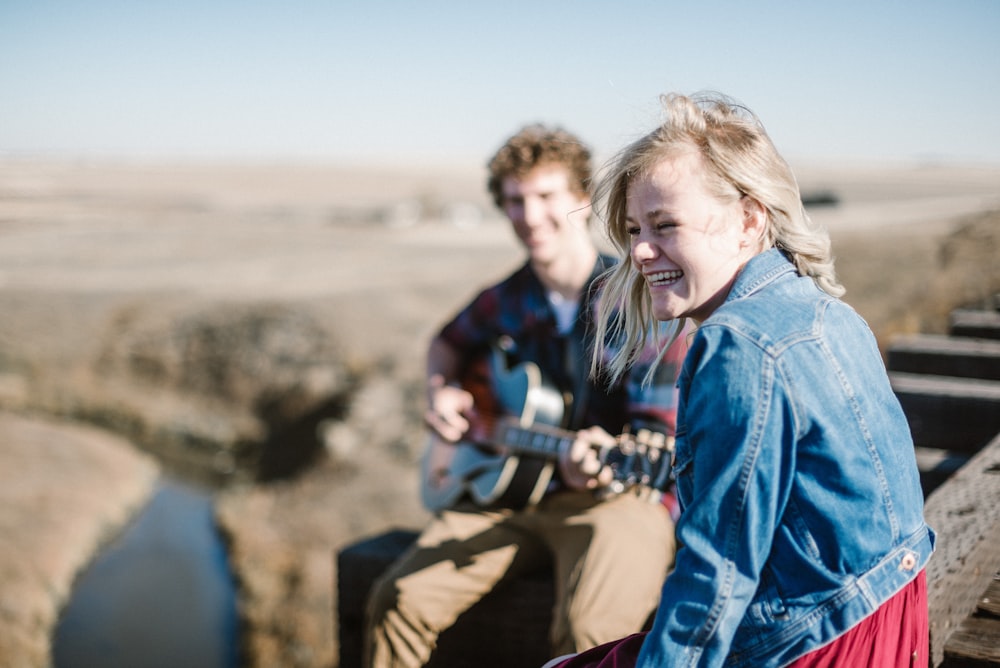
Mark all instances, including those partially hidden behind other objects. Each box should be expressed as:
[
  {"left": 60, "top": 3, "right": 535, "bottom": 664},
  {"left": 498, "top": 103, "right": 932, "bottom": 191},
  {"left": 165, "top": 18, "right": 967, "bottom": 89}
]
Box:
[{"left": 744, "top": 566, "right": 789, "bottom": 628}]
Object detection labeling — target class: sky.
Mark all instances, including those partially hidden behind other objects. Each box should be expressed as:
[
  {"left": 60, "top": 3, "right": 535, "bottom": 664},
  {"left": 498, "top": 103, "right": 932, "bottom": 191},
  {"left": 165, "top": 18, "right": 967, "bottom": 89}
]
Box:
[{"left": 2, "top": 0, "right": 999, "bottom": 166}]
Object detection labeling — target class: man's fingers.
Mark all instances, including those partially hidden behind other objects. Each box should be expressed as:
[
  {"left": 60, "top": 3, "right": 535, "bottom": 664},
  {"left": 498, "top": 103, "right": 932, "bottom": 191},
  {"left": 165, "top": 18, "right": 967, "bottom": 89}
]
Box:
[{"left": 425, "top": 409, "right": 467, "bottom": 442}]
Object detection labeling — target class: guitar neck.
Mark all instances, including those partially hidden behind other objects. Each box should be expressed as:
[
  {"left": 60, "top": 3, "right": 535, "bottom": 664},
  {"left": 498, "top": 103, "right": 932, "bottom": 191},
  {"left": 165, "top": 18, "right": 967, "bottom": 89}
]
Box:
[
  {"left": 491, "top": 417, "right": 577, "bottom": 461},
  {"left": 484, "top": 417, "right": 673, "bottom": 493}
]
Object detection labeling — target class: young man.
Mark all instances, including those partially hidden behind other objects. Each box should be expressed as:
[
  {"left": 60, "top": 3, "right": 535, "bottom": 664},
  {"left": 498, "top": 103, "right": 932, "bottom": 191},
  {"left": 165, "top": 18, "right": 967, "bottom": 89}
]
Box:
[{"left": 364, "top": 125, "right": 689, "bottom": 667}]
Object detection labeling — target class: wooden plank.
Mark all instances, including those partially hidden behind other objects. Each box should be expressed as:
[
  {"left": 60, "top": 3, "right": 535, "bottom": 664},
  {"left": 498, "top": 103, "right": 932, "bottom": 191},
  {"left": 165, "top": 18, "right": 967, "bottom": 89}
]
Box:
[
  {"left": 977, "top": 575, "right": 1000, "bottom": 618},
  {"left": 915, "top": 447, "right": 972, "bottom": 497},
  {"left": 924, "top": 432, "right": 1000, "bottom": 667},
  {"left": 942, "top": 615, "right": 1000, "bottom": 666},
  {"left": 951, "top": 309, "right": 1000, "bottom": 341},
  {"left": 888, "top": 334, "right": 1000, "bottom": 381},
  {"left": 891, "top": 373, "right": 1000, "bottom": 452}
]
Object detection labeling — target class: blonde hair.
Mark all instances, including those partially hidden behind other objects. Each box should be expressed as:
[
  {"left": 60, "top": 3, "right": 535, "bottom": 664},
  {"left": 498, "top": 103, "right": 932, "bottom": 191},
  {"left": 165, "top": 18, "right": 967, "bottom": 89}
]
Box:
[{"left": 592, "top": 92, "right": 844, "bottom": 384}]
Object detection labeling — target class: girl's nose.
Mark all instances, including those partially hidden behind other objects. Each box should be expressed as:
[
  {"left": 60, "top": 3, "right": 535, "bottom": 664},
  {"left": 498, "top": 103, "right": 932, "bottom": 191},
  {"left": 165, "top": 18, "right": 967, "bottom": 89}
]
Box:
[{"left": 632, "top": 239, "right": 657, "bottom": 263}]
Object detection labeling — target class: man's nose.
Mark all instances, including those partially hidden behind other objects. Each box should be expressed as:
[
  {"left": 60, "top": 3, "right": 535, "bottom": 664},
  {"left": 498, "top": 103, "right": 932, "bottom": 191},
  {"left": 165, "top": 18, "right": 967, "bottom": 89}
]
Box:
[{"left": 523, "top": 197, "right": 546, "bottom": 225}]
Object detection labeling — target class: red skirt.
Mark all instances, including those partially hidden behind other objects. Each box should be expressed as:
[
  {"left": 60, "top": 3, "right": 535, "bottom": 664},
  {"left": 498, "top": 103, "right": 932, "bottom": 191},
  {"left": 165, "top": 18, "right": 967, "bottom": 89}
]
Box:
[
  {"left": 546, "top": 570, "right": 928, "bottom": 668},
  {"left": 786, "top": 570, "right": 928, "bottom": 668}
]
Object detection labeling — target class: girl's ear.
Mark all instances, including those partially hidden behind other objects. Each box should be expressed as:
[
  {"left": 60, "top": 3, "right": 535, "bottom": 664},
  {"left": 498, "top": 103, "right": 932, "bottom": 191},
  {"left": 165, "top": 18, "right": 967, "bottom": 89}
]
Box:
[{"left": 740, "top": 195, "right": 768, "bottom": 247}]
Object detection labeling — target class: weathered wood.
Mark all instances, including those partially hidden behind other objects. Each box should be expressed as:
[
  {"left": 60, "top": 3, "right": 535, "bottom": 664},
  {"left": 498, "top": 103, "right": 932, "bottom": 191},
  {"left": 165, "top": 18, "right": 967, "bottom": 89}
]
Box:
[
  {"left": 888, "top": 334, "right": 1000, "bottom": 381},
  {"left": 976, "top": 575, "right": 1000, "bottom": 618},
  {"left": 915, "top": 447, "right": 971, "bottom": 497},
  {"left": 924, "top": 432, "right": 1000, "bottom": 667},
  {"left": 890, "top": 372, "right": 1000, "bottom": 452},
  {"left": 942, "top": 615, "right": 1000, "bottom": 667},
  {"left": 951, "top": 309, "right": 1000, "bottom": 341}
]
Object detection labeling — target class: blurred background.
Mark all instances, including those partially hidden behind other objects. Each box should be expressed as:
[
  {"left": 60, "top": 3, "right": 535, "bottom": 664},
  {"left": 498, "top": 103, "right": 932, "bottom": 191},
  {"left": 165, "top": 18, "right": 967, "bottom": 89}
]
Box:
[{"left": 2, "top": 2, "right": 999, "bottom": 668}]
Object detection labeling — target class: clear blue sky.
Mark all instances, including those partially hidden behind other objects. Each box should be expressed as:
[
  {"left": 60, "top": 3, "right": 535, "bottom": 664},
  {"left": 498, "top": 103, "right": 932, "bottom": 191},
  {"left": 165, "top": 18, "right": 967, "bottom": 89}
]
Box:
[{"left": 3, "top": 0, "right": 999, "bottom": 165}]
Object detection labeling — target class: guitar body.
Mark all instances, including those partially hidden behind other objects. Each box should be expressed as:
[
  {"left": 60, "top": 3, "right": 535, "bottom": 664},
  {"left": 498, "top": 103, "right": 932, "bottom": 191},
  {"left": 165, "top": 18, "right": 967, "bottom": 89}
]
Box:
[
  {"left": 420, "top": 348, "right": 567, "bottom": 512},
  {"left": 420, "top": 347, "right": 674, "bottom": 512}
]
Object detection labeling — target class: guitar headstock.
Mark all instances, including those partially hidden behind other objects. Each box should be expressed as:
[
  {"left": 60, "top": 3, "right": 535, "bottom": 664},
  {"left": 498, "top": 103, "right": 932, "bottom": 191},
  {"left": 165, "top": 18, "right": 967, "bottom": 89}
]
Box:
[{"left": 601, "top": 427, "right": 675, "bottom": 495}]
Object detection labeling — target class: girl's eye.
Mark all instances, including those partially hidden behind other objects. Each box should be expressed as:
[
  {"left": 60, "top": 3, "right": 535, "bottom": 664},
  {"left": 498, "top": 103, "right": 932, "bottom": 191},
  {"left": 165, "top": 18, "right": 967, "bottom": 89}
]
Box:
[{"left": 625, "top": 225, "right": 640, "bottom": 236}]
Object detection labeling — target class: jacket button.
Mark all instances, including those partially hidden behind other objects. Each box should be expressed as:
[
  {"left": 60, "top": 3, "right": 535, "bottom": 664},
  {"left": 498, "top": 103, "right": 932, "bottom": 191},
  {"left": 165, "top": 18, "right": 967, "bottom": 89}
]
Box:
[{"left": 900, "top": 553, "right": 916, "bottom": 571}]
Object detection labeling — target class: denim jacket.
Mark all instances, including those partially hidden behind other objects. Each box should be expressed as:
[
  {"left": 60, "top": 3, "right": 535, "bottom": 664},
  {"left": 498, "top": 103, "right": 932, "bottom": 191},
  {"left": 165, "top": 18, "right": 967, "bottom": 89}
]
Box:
[{"left": 637, "top": 248, "right": 935, "bottom": 668}]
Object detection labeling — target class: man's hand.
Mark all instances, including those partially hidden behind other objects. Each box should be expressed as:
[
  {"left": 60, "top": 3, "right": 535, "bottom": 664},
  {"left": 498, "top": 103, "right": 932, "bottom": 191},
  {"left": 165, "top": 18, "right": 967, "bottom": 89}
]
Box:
[
  {"left": 558, "top": 426, "right": 615, "bottom": 491},
  {"left": 424, "top": 380, "right": 475, "bottom": 443}
]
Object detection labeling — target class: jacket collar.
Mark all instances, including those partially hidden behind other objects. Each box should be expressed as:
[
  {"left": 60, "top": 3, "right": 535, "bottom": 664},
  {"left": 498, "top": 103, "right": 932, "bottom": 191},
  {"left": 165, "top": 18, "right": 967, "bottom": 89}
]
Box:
[{"left": 725, "top": 247, "right": 796, "bottom": 304}]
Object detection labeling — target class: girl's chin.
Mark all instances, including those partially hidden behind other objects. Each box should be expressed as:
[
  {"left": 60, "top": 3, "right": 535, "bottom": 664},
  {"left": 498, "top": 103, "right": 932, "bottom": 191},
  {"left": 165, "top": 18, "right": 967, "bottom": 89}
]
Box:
[
  {"left": 652, "top": 310, "right": 680, "bottom": 322},
  {"left": 650, "top": 300, "right": 684, "bottom": 322}
]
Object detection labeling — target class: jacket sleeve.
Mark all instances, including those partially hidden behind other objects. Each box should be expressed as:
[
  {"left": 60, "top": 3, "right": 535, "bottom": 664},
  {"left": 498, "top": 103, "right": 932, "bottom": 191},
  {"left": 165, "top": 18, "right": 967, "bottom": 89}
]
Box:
[{"left": 637, "top": 325, "right": 797, "bottom": 668}]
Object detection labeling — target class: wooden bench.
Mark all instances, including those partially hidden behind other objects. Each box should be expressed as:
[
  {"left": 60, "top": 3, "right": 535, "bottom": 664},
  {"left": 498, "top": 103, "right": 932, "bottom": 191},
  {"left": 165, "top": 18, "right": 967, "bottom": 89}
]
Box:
[
  {"left": 336, "top": 529, "right": 553, "bottom": 668},
  {"left": 892, "top": 302, "right": 1000, "bottom": 666},
  {"left": 890, "top": 372, "right": 1000, "bottom": 454},
  {"left": 888, "top": 334, "right": 1000, "bottom": 381},
  {"left": 337, "top": 305, "right": 1000, "bottom": 667},
  {"left": 940, "top": 575, "right": 1000, "bottom": 667},
  {"left": 950, "top": 308, "right": 1000, "bottom": 341},
  {"left": 338, "top": 432, "right": 1000, "bottom": 668},
  {"left": 924, "top": 431, "right": 1000, "bottom": 667}
]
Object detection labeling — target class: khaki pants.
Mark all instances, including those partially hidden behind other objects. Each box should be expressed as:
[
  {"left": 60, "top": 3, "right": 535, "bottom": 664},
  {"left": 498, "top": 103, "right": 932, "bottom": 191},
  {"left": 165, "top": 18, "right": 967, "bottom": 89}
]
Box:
[{"left": 365, "top": 490, "right": 675, "bottom": 668}]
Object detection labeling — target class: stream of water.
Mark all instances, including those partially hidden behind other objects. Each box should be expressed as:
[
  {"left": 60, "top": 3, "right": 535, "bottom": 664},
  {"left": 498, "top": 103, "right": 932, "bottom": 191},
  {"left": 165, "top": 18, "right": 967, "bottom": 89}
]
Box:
[{"left": 52, "top": 477, "right": 239, "bottom": 668}]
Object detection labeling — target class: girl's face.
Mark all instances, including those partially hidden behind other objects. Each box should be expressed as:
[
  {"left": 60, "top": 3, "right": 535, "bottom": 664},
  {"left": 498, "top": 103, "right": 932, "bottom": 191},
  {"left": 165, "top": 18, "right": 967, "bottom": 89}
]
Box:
[{"left": 625, "top": 150, "right": 766, "bottom": 324}]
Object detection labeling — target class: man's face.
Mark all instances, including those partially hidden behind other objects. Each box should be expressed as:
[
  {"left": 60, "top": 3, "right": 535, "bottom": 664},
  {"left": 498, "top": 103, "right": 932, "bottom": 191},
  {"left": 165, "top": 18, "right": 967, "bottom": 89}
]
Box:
[{"left": 499, "top": 165, "right": 591, "bottom": 264}]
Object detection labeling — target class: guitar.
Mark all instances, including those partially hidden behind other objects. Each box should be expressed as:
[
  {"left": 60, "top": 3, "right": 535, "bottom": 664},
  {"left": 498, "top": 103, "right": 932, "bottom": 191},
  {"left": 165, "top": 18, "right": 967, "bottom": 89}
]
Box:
[{"left": 420, "top": 347, "right": 673, "bottom": 512}]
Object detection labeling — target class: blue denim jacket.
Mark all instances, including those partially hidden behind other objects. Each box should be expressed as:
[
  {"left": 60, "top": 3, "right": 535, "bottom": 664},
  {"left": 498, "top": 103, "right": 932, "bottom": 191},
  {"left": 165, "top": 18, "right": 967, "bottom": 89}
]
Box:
[{"left": 637, "top": 249, "right": 935, "bottom": 668}]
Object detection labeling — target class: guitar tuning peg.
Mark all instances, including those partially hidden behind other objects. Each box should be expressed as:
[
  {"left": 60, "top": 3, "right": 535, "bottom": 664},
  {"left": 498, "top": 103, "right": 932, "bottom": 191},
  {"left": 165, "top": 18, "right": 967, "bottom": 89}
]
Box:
[
  {"left": 496, "top": 335, "right": 516, "bottom": 352},
  {"left": 606, "top": 480, "right": 627, "bottom": 496},
  {"left": 634, "top": 429, "right": 653, "bottom": 455}
]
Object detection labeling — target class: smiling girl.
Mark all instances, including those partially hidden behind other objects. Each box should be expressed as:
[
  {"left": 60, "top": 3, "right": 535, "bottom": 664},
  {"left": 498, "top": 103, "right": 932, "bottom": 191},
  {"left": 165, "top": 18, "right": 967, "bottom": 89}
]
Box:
[{"left": 545, "top": 93, "right": 935, "bottom": 668}]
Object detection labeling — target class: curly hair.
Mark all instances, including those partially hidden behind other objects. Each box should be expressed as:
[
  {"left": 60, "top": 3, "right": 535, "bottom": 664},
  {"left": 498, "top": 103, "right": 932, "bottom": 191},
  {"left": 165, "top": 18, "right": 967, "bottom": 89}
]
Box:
[{"left": 486, "top": 124, "right": 592, "bottom": 208}]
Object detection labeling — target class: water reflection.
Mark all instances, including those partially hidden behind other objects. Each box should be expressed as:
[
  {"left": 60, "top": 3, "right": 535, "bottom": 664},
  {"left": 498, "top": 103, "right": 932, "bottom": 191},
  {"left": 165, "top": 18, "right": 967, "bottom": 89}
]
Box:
[{"left": 53, "top": 477, "right": 238, "bottom": 668}]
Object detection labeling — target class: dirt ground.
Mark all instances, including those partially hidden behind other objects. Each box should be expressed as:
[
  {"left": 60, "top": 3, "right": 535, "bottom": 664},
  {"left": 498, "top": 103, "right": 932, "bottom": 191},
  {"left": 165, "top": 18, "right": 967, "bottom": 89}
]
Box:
[{"left": 1, "top": 159, "right": 998, "bottom": 667}]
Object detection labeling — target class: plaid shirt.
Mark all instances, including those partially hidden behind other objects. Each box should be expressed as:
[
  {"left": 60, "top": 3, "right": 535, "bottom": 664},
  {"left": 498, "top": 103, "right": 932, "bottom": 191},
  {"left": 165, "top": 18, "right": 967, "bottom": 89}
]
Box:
[{"left": 438, "top": 255, "right": 687, "bottom": 446}]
